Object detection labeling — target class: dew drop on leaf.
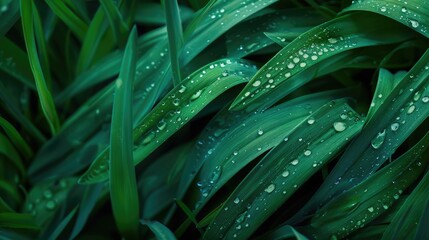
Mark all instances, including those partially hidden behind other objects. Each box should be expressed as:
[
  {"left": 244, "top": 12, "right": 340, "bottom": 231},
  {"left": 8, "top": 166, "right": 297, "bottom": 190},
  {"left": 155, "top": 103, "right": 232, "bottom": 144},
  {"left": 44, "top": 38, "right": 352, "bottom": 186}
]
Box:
[
  {"left": 371, "top": 129, "right": 386, "bottom": 149},
  {"left": 333, "top": 121, "right": 347, "bottom": 132},
  {"left": 264, "top": 184, "right": 275, "bottom": 193}
]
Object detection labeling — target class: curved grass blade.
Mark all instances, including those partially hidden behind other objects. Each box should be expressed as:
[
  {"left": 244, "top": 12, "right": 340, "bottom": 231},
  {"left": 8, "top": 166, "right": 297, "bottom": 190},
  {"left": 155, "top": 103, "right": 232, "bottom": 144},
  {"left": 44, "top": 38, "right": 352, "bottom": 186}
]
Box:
[
  {"left": 343, "top": 0, "right": 429, "bottom": 38},
  {"left": 381, "top": 167, "right": 429, "bottom": 239},
  {"left": 69, "top": 184, "right": 104, "bottom": 239},
  {"left": 33, "top": 3, "right": 52, "bottom": 87},
  {"left": 76, "top": 6, "right": 110, "bottom": 74},
  {"left": 20, "top": 0, "right": 60, "bottom": 135},
  {"left": 0, "top": 196, "right": 13, "bottom": 213},
  {"left": 109, "top": 27, "right": 139, "bottom": 239},
  {"left": 305, "top": 131, "right": 429, "bottom": 239},
  {"left": 193, "top": 91, "right": 349, "bottom": 211},
  {"left": 0, "top": 117, "right": 33, "bottom": 160},
  {"left": 46, "top": 206, "right": 78, "bottom": 240},
  {"left": 136, "top": 2, "right": 194, "bottom": 25},
  {"left": 415, "top": 198, "right": 429, "bottom": 240},
  {"left": 163, "top": 0, "right": 184, "bottom": 86},
  {"left": 230, "top": 12, "right": 416, "bottom": 111},
  {"left": 204, "top": 100, "right": 364, "bottom": 239},
  {"left": 45, "top": 0, "right": 88, "bottom": 40},
  {"left": 100, "top": 0, "right": 129, "bottom": 47},
  {"left": 0, "top": 38, "right": 35, "bottom": 90},
  {"left": 78, "top": 59, "right": 257, "bottom": 184},
  {"left": 0, "top": 133, "right": 25, "bottom": 177},
  {"left": 141, "top": 220, "right": 177, "bottom": 240},
  {"left": 366, "top": 69, "right": 396, "bottom": 121},
  {"left": 0, "top": 213, "right": 40, "bottom": 230},
  {"left": 290, "top": 49, "right": 429, "bottom": 224},
  {"left": 256, "top": 225, "right": 309, "bottom": 240}
]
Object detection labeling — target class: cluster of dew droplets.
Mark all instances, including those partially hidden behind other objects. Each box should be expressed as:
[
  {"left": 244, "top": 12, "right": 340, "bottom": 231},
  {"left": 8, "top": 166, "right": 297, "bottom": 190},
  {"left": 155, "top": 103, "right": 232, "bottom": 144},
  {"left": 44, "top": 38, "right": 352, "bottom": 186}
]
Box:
[
  {"left": 25, "top": 179, "right": 70, "bottom": 219},
  {"left": 196, "top": 165, "right": 223, "bottom": 202}
]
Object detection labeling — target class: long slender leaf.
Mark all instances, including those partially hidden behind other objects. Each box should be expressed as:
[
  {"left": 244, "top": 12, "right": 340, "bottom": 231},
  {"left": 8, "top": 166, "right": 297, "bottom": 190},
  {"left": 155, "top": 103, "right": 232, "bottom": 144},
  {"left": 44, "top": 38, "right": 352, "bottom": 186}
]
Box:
[
  {"left": 100, "top": 0, "right": 129, "bottom": 47},
  {"left": 0, "top": 116, "right": 33, "bottom": 160},
  {"left": 141, "top": 220, "right": 177, "bottom": 240},
  {"left": 109, "top": 27, "right": 139, "bottom": 239},
  {"left": 0, "top": 0, "right": 19, "bottom": 38},
  {"left": 20, "top": 0, "right": 60, "bottom": 135}
]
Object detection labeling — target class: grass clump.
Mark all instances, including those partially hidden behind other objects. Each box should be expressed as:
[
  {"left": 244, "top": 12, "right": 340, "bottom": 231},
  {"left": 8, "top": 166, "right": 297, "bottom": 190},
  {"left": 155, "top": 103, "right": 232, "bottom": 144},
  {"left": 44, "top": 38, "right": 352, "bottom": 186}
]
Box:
[{"left": 0, "top": 0, "right": 429, "bottom": 239}]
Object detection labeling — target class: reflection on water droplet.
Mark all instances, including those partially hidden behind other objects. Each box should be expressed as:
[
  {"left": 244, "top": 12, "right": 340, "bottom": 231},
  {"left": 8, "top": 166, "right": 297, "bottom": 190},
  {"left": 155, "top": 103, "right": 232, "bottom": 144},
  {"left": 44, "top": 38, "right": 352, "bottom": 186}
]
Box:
[
  {"left": 371, "top": 129, "right": 386, "bottom": 149},
  {"left": 367, "top": 207, "right": 374, "bottom": 212},
  {"left": 291, "top": 159, "right": 299, "bottom": 165},
  {"left": 422, "top": 96, "right": 429, "bottom": 103},
  {"left": 407, "top": 104, "right": 416, "bottom": 114},
  {"left": 191, "top": 90, "right": 203, "bottom": 100},
  {"left": 328, "top": 38, "right": 337, "bottom": 44},
  {"left": 157, "top": 120, "right": 167, "bottom": 131},
  {"left": 264, "top": 184, "right": 275, "bottom": 193},
  {"left": 307, "top": 117, "right": 315, "bottom": 125},
  {"left": 252, "top": 80, "right": 261, "bottom": 87},
  {"left": 45, "top": 200, "right": 57, "bottom": 210},
  {"left": 141, "top": 131, "right": 155, "bottom": 145},
  {"left": 390, "top": 123, "right": 399, "bottom": 131},
  {"left": 234, "top": 197, "right": 240, "bottom": 204},
  {"left": 178, "top": 85, "right": 186, "bottom": 93},
  {"left": 304, "top": 150, "right": 312, "bottom": 156},
  {"left": 380, "top": 6, "right": 387, "bottom": 12},
  {"left": 43, "top": 190, "right": 53, "bottom": 199},
  {"left": 173, "top": 98, "right": 180, "bottom": 106},
  {"left": 410, "top": 19, "right": 419, "bottom": 28},
  {"left": 257, "top": 129, "right": 264, "bottom": 135},
  {"left": 282, "top": 170, "right": 289, "bottom": 177},
  {"left": 333, "top": 122, "right": 346, "bottom": 132}
]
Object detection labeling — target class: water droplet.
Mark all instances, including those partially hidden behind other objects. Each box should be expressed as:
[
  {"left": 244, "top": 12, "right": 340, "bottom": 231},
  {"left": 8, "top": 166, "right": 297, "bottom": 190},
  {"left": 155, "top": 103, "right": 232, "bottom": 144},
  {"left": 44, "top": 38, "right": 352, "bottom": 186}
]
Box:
[
  {"left": 307, "top": 117, "right": 315, "bottom": 124},
  {"left": 266, "top": 73, "right": 271, "bottom": 78},
  {"left": 234, "top": 197, "right": 240, "bottom": 204},
  {"left": 115, "top": 78, "right": 123, "bottom": 88},
  {"left": 311, "top": 55, "right": 318, "bottom": 60},
  {"left": 390, "top": 123, "right": 399, "bottom": 131},
  {"left": 210, "top": 166, "right": 222, "bottom": 184},
  {"left": 282, "top": 170, "right": 290, "bottom": 177},
  {"left": 383, "top": 205, "right": 389, "bottom": 210},
  {"left": 328, "top": 38, "right": 338, "bottom": 44},
  {"left": 175, "top": 85, "right": 185, "bottom": 95},
  {"left": 233, "top": 150, "right": 239, "bottom": 156},
  {"left": 413, "top": 91, "right": 421, "bottom": 101},
  {"left": 291, "top": 159, "right": 299, "bottom": 165},
  {"left": 1, "top": 5, "right": 8, "bottom": 12},
  {"left": 410, "top": 19, "right": 419, "bottom": 28},
  {"left": 45, "top": 200, "right": 57, "bottom": 210},
  {"left": 401, "top": 7, "right": 407, "bottom": 13},
  {"left": 43, "top": 190, "right": 53, "bottom": 199},
  {"left": 257, "top": 129, "right": 264, "bottom": 135},
  {"left": 380, "top": 6, "right": 387, "bottom": 12},
  {"left": 284, "top": 137, "right": 289, "bottom": 142},
  {"left": 300, "top": 62, "right": 307, "bottom": 67},
  {"left": 141, "top": 131, "right": 155, "bottom": 145},
  {"left": 407, "top": 104, "right": 416, "bottom": 114},
  {"left": 191, "top": 90, "right": 203, "bottom": 100},
  {"left": 367, "top": 207, "right": 374, "bottom": 212},
  {"left": 264, "top": 184, "right": 275, "bottom": 193},
  {"left": 252, "top": 80, "right": 261, "bottom": 87},
  {"left": 304, "top": 150, "right": 312, "bottom": 156},
  {"left": 340, "top": 113, "right": 348, "bottom": 120},
  {"left": 287, "top": 63, "right": 295, "bottom": 69},
  {"left": 157, "top": 120, "right": 167, "bottom": 131},
  {"left": 371, "top": 129, "right": 386, "bottom": 149},
  {"left": 422, "top": 96, "right": 429, "bottom": 103},
  {"left": 293, "top": 57, "right": 300, "bottom": 63},
  {"left": 333, "top": 122, "right": 346, "bottom": 132}
]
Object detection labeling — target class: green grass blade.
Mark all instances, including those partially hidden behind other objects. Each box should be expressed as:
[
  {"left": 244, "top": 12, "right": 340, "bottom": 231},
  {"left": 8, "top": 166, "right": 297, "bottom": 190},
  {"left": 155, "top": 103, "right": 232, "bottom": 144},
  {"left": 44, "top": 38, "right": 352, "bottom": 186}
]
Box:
[
  {"left": 292, "top": 49, "right": 429, "bottom": 223},
  {"left": 75, "top": 6, "right": 111, "bottom": 74},
  {"left": 100, "top": 0, "right": 129, "bottom": 47},
  {"left": 0, "top": 213, "right": 40, "bottom": 230},
  {"left": 135, "top": 2, "right": 194, "bottom": 25},
  {"left": 0, "top": 0, "right": 19, "bottom": 38},
  {"left": 79, "top": 59, "right": 257, "bottom": 184},
  {"left": 343, "top": 0, "right": 429, "bottom": 38},
  {"left": 47, "top": 206, "right": 78, "bottom": 240},
  {"left": 229, "top": 12, "right": 416, "bottom": 111},
  {"left": 109, "top": 27, "right": 139, "bottom": 239},
  {"left": 0, "top": 196, "right": 13, "bottom": 213},
  {"left": 204, "top": 100, "right": 364, "bottom": 239},
  {"left": 163, "top": 0, "right": 184, "bottom": 86},
  {"left": 415, "top": 199, "right": 429, "bottom": 240},
  {"left": 141, "top": 220, "right": 177, "bottom": 240},
  {"left": 70, "top": 184, "right": 104, "bottom": 239},
  {"left": 192, "top": 92, "right": 348, "bottom": 212},
  {"left": 45, "top": 0, "right": 88, "bottom": 40},
  {"left": 0, "top": 133, "right": 25, "bottom": 177},
  {"left": 366, "top": 69, "right": 397, "bottom": 121},
  {"left": 33, "top": 3, "right": 52, "bottom": 87},
  {"left": 20, "top": 0, "right": 60, "bottom": 135},
  {"left": 182, "top": 0, "right": 216, "bottom": 40},
  {"left": 257, "top": 225, "right": 309, "bottom": 240},
  {"left": 0, "top": 116, "right": 33, "bottom": 160},
  {"left": 307, "top": 132, "right": 429, "bottom": 239},
  {"left": 381, "top": 167, "right": 429, "bottom": 239},
  {"left": 0, "top": 37, "right": 36, "bottom": 90}
]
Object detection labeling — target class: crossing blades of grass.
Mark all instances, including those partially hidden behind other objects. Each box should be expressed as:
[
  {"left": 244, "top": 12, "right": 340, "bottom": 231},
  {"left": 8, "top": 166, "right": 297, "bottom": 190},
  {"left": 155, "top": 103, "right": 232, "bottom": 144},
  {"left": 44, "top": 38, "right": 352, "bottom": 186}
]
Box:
[
  {"left": 343, "top": 0, "right": 429, "bottom": 38},
  {"left": 45, "top": 0, "right": 88, "bottom": 41},
  {"left": 366, "top": 69, "right": 398, "bottom": 121},
  {"left": 141, "top": 220, "right": 177, "bottom": 240},
  {"left": 191, "top": 91, "right": 350, "bottom": 212},
  {"left": 78, "top": 59, "right": 257, "bottom": 184},
  {"left": 109, "top": 27, "right": 139, "bottom": 239},
  {"left": 0, "top": 38, "right": 35, "bottom": 90},
  {"left": 204, "top": 100, "right": 364, "bottom": 240},
  {"left": 100, "top": 0, "right": 129, "bottom": 47},
  {"left": 46, "top": 206, "right": 78, "bottom": 240},
  {"left": 0, "top": 0, "right": 19, "bottom": 38},
  {"left": 305, "top": 131, "right": 429, "bottom": 239},
  {"left": 20, "top": 0, "right": 60, "bottom": 135},
  {"left": 229, "top": 12, "right": 416, "bottom": 112},
  {"left": 290, "top": 49, "right": 429, "bottom": 224},
  {"left": 163, "top": 0, "right": 184, "bottom": 87},
  {"left": 0, "top": 117, "right": 33, "bottom": 160},
  {"left": 381, "top": 163, "right": 429, "bottom": 239}
]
